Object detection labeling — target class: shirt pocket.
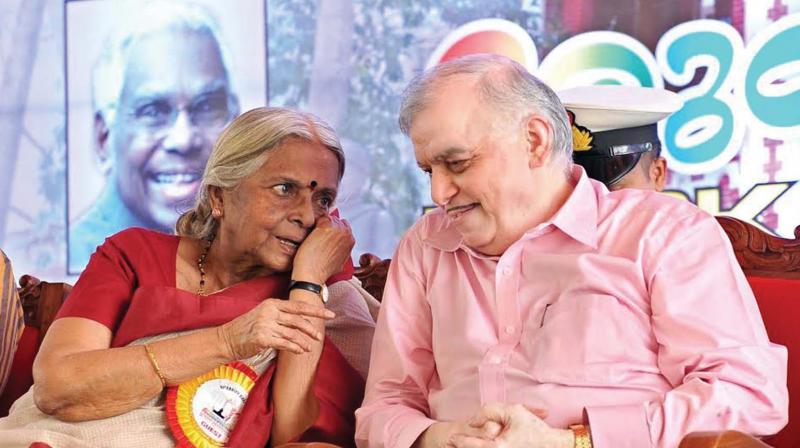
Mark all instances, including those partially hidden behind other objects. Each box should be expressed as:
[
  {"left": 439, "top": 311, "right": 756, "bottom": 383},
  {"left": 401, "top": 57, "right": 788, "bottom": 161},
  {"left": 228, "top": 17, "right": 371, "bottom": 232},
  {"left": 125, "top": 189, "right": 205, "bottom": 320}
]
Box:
[{"left": 524, "top": 293, "right": 651, "bottom": 385}]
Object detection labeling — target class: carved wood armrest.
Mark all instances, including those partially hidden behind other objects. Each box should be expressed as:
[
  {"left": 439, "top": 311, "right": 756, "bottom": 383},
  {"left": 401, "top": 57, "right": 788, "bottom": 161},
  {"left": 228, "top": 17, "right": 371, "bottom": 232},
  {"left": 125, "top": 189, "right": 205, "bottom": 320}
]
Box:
[
  {"left": 716, "top": 216, "right": 800, "bottom": 279},
  {"left": 18, "top": 274, "right": 72, "bottom": 344},
  {"left": 679, "top": 431, "right": 772, "bottom": 448},
  {"left": 354, "top": 253, "right": 391, "bottom": 302}
]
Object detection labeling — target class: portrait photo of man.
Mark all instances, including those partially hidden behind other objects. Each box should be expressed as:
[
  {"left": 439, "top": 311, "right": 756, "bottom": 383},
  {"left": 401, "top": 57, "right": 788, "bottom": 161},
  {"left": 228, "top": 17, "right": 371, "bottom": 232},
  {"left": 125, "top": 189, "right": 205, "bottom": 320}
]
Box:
[{"left": 66, "top": 0, "right": 266, "bottom": 273}]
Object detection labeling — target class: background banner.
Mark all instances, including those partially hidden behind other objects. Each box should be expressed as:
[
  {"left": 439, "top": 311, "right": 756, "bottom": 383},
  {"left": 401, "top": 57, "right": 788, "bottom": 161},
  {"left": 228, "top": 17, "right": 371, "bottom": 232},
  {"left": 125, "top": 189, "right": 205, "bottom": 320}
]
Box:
[{"left": 0, "top": 0, "right": 798, "bottom": 280}]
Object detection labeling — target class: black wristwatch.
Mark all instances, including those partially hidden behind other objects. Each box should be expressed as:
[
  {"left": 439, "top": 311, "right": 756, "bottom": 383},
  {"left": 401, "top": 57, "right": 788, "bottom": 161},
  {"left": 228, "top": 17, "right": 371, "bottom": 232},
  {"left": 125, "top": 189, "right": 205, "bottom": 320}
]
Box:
[{"left": 288, "top": 280, "right": 329, "bottom": 303}]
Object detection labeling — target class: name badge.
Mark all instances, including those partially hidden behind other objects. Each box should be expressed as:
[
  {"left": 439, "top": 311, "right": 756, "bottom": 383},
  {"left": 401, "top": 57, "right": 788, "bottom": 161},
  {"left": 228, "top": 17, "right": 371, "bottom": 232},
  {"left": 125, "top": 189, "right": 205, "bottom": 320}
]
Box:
[{"left": 167, "top": 361, "right": 258, "bottom": 447}]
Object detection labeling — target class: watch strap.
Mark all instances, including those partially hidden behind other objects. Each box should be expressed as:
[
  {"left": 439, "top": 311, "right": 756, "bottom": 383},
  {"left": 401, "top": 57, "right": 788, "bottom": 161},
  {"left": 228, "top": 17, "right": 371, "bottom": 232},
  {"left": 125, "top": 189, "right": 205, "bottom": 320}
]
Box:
[{"left": 288, "top": 280, "right": 323, "bottom": 295}]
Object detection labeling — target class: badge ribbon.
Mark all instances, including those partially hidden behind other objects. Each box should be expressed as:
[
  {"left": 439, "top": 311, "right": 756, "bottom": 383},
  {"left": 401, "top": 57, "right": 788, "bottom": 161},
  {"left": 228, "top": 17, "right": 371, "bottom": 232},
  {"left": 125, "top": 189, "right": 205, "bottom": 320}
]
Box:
[{"left": 166, "top": 361, "right": 258, "bottom": 447}]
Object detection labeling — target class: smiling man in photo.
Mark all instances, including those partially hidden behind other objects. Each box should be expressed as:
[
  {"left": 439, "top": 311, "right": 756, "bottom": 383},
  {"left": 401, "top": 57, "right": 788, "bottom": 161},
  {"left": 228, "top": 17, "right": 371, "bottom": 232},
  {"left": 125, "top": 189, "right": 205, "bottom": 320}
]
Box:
[{"left": 69, "top": 2, "right": 239, "bottom": 272}]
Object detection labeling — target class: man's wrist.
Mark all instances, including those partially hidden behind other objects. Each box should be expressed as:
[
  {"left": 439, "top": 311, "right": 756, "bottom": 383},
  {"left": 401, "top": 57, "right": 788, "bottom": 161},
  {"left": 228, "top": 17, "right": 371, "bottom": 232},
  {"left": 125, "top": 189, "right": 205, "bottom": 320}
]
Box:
[{"left": 412, "top": 422, "right": 444, "bottom": 448}]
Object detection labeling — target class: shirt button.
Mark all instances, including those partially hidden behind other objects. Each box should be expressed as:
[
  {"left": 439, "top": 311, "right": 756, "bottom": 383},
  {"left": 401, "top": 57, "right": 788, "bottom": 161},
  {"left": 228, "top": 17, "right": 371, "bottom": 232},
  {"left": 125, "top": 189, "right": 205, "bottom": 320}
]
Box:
[
  {"left": 505, "top": 325, "right": 515, "bottom": 334},
  {"left": 501, "top": 267, "right": 512, "bottom": 276},
  {"left": 491, "top": 357, "right": 502, "bottom": 365}
]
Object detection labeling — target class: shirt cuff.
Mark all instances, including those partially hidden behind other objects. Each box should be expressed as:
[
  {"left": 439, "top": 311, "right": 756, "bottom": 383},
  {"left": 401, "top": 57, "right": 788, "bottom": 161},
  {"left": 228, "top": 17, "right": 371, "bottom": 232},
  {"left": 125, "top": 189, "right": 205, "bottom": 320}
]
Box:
[
  {"left": 392, "top": 413, "right": 437, "bottom": 448},
  {"left": 584, "top": 403, "right": 651, "bottom": 448}
]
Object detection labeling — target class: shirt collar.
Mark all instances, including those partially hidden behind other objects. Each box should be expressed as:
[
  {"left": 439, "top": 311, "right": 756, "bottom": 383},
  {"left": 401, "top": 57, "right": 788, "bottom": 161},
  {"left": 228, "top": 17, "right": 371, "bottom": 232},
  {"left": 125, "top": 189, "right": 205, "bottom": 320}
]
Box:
[
  {"left": 424, "top": 165, "right": 600, "bottom": 253},
  {"left": 548, "top": 165, "right": 599, "bottom": 249}
]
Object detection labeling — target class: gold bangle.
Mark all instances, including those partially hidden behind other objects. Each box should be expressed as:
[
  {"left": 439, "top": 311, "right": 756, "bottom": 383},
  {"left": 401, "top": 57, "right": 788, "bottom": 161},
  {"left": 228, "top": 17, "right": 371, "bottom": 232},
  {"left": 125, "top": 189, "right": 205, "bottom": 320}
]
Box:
[
  {"left": 144, "top": 344, "right": 167, "bottom": 388},
  {"left": 570, "top": 424, "right": 593, "bottom": 448}
]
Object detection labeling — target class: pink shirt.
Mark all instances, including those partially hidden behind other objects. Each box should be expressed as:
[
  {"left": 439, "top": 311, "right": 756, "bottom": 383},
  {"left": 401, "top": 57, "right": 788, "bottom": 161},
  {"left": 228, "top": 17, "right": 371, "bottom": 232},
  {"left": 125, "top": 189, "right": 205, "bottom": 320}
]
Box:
[{"left": 355, "top": 168, "right": 788, "bottom": 448}]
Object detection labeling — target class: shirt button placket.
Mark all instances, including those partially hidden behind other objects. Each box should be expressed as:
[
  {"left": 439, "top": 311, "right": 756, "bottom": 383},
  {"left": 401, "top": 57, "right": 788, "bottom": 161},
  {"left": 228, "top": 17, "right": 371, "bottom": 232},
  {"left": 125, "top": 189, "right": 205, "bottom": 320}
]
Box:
[
  {"left": 490, "top": 253, "right": 518, "bottom": 405},
  {"left": 497, "top": 259, "right": 518, "bottom": 341}
]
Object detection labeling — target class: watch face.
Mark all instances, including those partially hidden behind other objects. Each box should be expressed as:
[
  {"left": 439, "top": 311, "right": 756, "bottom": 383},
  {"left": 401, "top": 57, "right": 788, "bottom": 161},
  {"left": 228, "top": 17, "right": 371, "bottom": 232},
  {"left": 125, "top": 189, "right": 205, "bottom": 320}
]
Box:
[{"left": 321, "top": 284, "right": 329, "bottom": 303}]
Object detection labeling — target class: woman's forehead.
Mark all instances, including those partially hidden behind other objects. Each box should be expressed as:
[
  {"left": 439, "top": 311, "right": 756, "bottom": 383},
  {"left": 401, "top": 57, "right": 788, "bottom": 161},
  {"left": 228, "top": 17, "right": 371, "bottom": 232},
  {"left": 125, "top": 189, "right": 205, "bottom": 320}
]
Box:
[{"left": 253, "top": 141, "right": 340, "bottom": 185}]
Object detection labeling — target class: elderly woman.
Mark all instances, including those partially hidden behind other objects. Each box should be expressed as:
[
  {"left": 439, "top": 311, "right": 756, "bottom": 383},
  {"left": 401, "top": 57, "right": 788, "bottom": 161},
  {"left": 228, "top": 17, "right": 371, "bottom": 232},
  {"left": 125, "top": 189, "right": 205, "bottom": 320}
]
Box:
[{"left": 0, "top": 108, "right": 377, "bottom": 447}]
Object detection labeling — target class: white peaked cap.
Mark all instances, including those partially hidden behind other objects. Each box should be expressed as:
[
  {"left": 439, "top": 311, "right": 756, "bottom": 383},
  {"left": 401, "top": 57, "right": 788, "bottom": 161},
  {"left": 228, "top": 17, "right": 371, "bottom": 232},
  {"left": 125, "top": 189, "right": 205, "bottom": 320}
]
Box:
[{"left": 558, "top": 85, "right": 683, "bottom": 132}]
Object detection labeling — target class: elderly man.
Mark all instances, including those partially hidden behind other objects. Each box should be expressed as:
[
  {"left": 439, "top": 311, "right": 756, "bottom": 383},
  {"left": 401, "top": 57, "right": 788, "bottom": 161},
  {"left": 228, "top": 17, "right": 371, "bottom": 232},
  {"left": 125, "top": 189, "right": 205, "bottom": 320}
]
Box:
[
  {"left": 355, "top": 55, "right": 787, "bottom": 448},
  {"left": 69, "top": 2, "right": 239, "bottom": 272},
  {"left": 559, "top": 85, "right": 677, "bottom": 192}
]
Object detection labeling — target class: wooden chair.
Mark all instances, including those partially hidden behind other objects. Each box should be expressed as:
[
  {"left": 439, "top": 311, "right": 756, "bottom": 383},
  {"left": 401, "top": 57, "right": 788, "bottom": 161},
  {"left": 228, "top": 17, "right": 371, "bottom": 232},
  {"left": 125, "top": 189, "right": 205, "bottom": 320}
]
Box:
[
  {"left": 18, "top": 275, "right": 72, "bottom": 344},
  {"left": 716, "top": 216, "right": 800, "bottom": 280},
  {"left": 354, "top": 253, "right": 391, "bottom": 301},
  {"left": 712, "top": 216, "right": 800, "bottom": 447},
  {"left": 679, "top": 431, "right": 772, "bottom": 448},
  {"left": 0, "top": 276, "right": 71, "bottom": 416}
]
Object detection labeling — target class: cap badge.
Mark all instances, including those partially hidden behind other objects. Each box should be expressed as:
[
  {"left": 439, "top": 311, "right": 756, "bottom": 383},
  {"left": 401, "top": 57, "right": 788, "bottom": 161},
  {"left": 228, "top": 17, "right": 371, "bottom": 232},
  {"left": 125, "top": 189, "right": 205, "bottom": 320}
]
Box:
[{"left": 567, "top": 110, "right": 594, "bottom": 152}]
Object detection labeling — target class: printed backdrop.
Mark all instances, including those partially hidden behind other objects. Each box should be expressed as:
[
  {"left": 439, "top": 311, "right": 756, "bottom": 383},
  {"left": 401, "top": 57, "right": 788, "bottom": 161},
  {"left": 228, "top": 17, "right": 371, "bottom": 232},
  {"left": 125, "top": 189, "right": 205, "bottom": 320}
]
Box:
[{"left": 0, "top": 0, "right": 798, "bottom": 281}]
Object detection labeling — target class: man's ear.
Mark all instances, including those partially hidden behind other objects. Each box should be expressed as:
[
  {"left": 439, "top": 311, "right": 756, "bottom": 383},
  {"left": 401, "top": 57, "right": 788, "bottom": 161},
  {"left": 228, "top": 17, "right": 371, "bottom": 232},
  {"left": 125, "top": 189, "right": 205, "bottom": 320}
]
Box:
[
  {"left": 94, "top": 112, "right": 112, "bottom": 175},
  {"left": 524, "top": 114, "right": 553, "bottom": 168},
  {"left": 651, "top": 157, "right": 668, "bottom": 192}
]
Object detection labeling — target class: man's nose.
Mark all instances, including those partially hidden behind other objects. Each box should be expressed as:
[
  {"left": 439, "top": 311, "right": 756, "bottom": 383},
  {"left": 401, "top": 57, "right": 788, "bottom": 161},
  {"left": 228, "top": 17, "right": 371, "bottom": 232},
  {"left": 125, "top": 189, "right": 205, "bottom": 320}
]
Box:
[
  {"left": 162, "top": 110, "right": 200, "bottom": 154},
  {"left": 430, "top": 169, "right": 458, "bottom": 207}
]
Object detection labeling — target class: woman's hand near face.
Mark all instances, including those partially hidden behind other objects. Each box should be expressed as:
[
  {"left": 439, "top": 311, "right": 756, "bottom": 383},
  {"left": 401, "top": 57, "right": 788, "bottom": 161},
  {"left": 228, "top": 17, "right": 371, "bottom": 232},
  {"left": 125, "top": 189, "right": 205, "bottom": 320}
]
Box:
[
  {"left": 270, "top": 214, "right": 352, "bottom": 446},
  {"left": 291, "top": 214, "right": 355, "bottom": 284},
  {"left": 218, "top": 299, "right": 335, "bottom": 359}
]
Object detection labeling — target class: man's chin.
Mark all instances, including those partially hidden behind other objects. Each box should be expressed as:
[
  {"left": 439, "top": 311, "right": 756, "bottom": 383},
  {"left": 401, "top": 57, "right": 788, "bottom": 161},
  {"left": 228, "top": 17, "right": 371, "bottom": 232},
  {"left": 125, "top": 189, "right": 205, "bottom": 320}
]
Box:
[
  {"left": 460, "top": 229, "right": 513, "bottom": 256},
  {"left": 144, "top": 184, "right": 201, "bottom": 222},
  {"left": 144, "top": 207, "right": 185, "bottom": 232},
  {"left": 460, "top": 232, "right": 492, "bottom": 251}
]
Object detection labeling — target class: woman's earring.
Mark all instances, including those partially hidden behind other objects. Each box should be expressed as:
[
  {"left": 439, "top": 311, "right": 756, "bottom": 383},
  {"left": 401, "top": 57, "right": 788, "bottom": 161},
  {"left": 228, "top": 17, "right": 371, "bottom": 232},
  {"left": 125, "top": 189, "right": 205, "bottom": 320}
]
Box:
[{"left": 212, "top": 209, "right": 222, "bottom": 218}]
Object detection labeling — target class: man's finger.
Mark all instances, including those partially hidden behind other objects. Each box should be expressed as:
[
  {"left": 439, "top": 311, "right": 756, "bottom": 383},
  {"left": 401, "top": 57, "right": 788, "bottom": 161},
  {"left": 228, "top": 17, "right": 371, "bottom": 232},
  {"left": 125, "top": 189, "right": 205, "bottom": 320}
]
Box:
[
  {"left": 468, "top": 403, "right": 508, "bottom": 428},
  {"left": 450, "top": 434, "right": 496, "bottom": 448},
  {"left": 465, "top": 418, "right": 502, "bottom": 437},
  {"left": 482, "top": 421, "right": 502, "bottom": 439},
  {"left": 523, "top": 405, "right": 549, "bottom": 419}
]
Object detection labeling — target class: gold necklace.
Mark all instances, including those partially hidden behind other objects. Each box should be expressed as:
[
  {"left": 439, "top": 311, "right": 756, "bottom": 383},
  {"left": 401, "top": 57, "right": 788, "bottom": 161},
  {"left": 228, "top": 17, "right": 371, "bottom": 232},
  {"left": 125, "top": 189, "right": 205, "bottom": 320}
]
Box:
[{"left": 196, "top": 238, "right": 213, "bottom": 296}]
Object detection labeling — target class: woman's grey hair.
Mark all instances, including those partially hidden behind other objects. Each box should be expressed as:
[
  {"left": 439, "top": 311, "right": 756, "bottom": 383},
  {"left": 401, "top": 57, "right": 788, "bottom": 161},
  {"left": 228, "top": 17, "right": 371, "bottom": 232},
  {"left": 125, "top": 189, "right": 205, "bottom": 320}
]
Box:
[
  {"left": 176, "top": 107, "right": 345, "bottom": 240},
  {"left": 399, "top": 54, "right": 573, "bottom": 167},
  {"left": 92, "top": 1, "right": 236, "bottom": 124}
]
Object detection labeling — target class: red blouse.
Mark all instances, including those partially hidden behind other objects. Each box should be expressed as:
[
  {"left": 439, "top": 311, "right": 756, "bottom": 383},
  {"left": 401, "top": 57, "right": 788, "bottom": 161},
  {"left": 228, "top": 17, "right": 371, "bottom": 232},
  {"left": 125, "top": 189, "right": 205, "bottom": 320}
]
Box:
[{"left": 58, "top": 227, "right": 362, "bottom": 447}]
